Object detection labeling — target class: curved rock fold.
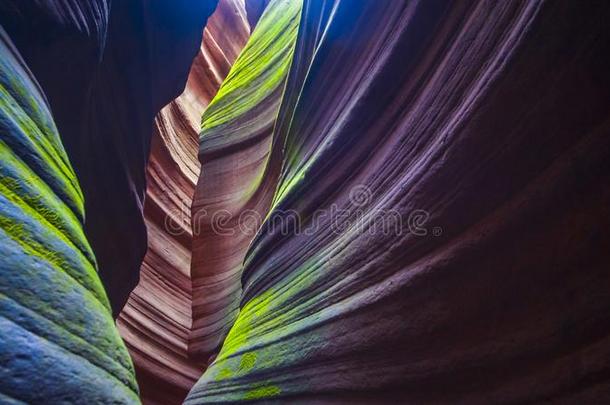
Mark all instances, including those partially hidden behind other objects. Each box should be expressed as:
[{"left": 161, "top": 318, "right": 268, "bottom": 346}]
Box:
[
  {"left": 186, "top": 0, "right": 610, "bottom": 403},
  {"left": 189, "top": 0, "right": 302, "bottom": 363},
  {"left": 0, "top": 26, "right": 138, "bottom": 404},
  {"left": 117, "top": 1, "right": 251, "bottom": 403}
]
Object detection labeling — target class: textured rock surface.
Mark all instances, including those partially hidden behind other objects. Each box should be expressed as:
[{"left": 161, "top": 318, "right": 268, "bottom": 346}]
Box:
[
  {"left": 189, "top": 0, "right": 301, "bottom": 363},
  {"left": 116, "top": 1, "right": 251, "bottom": 403},
  {"left": 0, "top": 26, "right": 138, "bottom": 403},
  {"left": 186, "top": 0, "right": 610, "bottom": 403},
  {"left": 0, "top": 0, "right": 109, "bottom": 138}
]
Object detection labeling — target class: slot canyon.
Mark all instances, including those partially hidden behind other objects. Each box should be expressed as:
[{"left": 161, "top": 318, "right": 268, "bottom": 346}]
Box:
[{"left": 1, "top": 0, "right": 610, "bottom": 403}]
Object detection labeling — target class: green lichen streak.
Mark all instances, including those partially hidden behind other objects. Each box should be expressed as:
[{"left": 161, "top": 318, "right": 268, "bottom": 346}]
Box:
[
  {"left": 200, "top": 0, "right": 301, "bottom": 133},
  {"left": 0, "top": 28, "right": 139, "bottom": 403}
]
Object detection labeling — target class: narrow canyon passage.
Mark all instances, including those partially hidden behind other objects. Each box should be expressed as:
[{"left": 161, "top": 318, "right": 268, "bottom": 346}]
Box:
[
  {"left": 1, "top": 0, "right": 610, "bottom": 404},
  {"left": 116, "top": 1, "right": 251, "bottom": 403}
]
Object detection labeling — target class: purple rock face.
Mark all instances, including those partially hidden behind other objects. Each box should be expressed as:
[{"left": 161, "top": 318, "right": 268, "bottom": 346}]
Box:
[{"left": 186, "top": 0, "right": 610, "bottom": 403}]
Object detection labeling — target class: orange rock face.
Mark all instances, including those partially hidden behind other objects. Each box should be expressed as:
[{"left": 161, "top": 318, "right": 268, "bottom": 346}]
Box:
[{"left": 116, "top": 1, "right": 250, "bottom": 403}]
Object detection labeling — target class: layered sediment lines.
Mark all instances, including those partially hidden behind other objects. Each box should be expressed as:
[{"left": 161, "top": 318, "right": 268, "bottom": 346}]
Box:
[
  {"left": 117, "top": 1, "right": 251, "bottom": 403},
  {"left": 189, "top": 0, "right": 302, "bottom": 363},
  {"left": 0, "top": 26, "right": 138, "bottom": 403},
  {"left": 187, "top": 0, "right": 610, "bottom": 403}
]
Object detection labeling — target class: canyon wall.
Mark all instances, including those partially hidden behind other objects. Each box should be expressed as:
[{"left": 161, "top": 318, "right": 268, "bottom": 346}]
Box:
[
  {"left": 0, "top": 25, "right": 138, "bottom": 403},
  {"left": 189, "top": 0, "right": 301, "bottom": 364},
  {"left": 0, "top": 0, "right": 219, "bottom": 403},
  {"left": 117, "top": 1, "right": 251, "bottom": 403},
  {"left": 1, "top": 0, "right": 610, "bottom": 403},
  {"left": 186, "top": 0, "right": 610, "bottom": 403}
]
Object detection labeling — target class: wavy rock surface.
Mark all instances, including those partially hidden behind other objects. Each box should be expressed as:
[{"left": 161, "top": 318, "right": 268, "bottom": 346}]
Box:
[
  {"left": 187, "top": 0, "right": 610, "bottom": 403},
  {"left": 79, "top": 0, "right": 221, "bottom": 315},
  {"left": 0, "top": 27, "right": 138, "bottom": 403},
  {"left": 0, "top": 0, "right": 221, "bottom": 403},
  {"left": 189, "top": 0, "right": 301, "bottom": 363},
  {"left": 116, "top": 1, "right": 251, "bottom": 403}
]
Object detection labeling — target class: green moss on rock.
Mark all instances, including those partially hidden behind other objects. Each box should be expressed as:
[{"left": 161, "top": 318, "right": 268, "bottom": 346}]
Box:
[
  {"left": 200, "top": 0, "right": 301, "bottom": 134},
  {"left": 0, "top": 27, "right": 139, "bottom": 404}
]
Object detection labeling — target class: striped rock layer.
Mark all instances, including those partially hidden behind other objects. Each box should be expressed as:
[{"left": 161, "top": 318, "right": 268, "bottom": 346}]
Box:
[
  {"left": 117, "top": 1, "right": 251, "bottom": 403},
  {"left": 190, "top": 0, "right": 302, "bottom": 364},
  {"left": 0, "top": 0, "right": 609, "bottom": 404},
  {"left": 186, "top": 0, "right": 610, "bottom": 403}
]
